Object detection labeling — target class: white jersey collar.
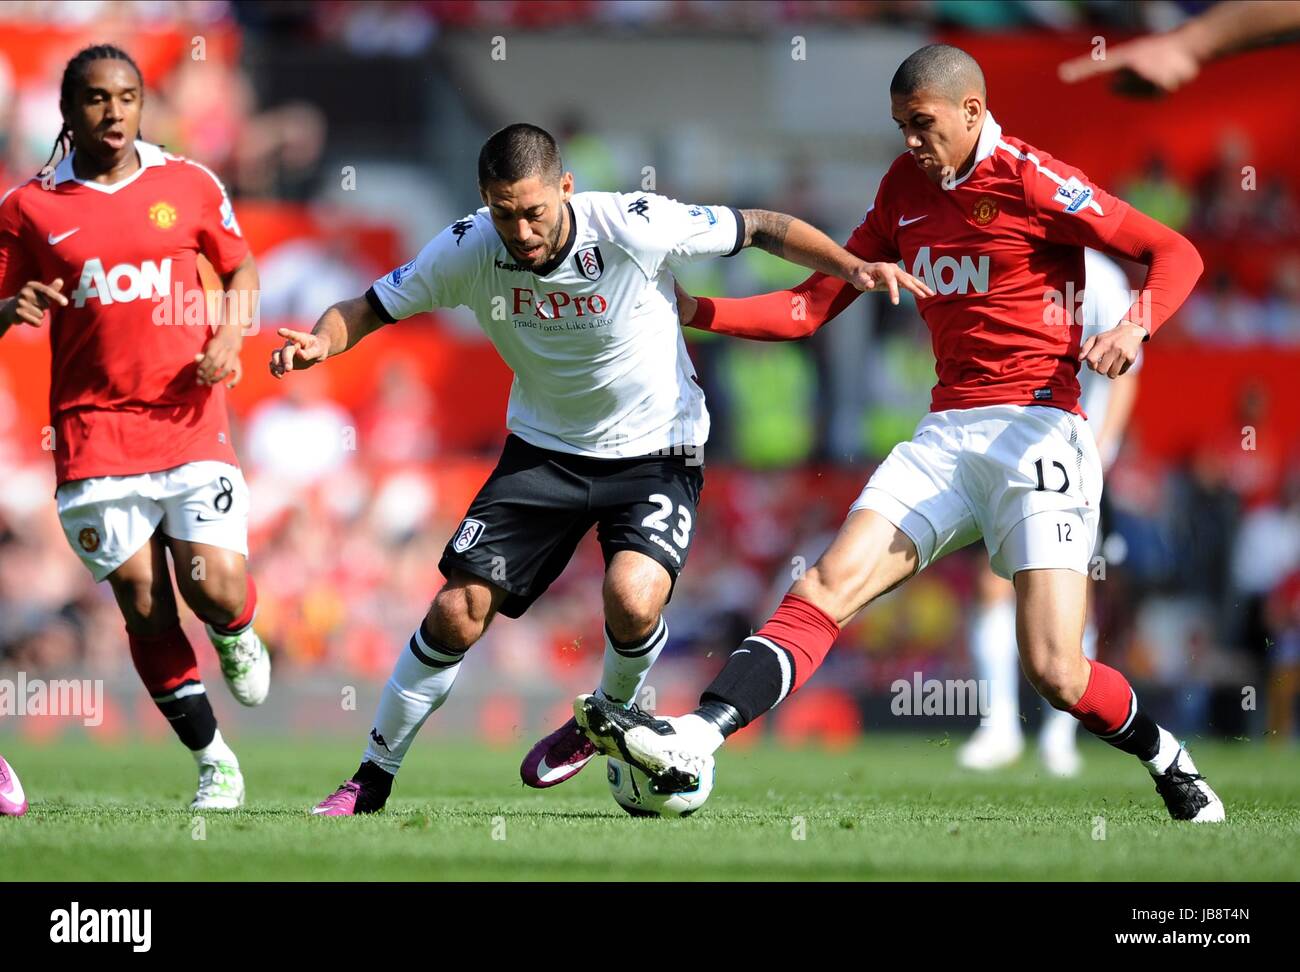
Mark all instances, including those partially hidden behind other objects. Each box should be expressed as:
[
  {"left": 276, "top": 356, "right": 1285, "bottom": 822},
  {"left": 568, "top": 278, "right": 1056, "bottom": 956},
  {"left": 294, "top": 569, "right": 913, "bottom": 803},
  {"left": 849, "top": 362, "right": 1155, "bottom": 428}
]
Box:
[
  {"left": 52, "top": 139, "right": 165, "bottom": 193},
  {"left": 942, "top": 111, "right": 1002, "bottom": 191}
]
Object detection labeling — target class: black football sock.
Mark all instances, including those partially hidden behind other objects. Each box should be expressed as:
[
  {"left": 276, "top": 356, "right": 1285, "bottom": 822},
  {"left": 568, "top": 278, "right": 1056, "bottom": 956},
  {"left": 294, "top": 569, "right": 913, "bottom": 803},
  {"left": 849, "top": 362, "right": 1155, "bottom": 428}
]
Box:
[
  {"left": 156, "top": 686, "right": 218, "bottom": 751},
  {"left": 697, "top": 639, "right": 794, "bottom": 728},
  {"left": 353, "top": 760, "right": 394, "bottom": 810}
]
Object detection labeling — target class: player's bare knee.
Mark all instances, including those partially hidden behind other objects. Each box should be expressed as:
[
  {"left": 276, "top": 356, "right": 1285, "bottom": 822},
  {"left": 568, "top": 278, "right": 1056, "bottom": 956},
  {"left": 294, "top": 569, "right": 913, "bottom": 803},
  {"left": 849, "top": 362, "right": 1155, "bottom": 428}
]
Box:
[
  {"left": 602, "top": 560, "right": 668, "bottom": 642},
  {"left": 604, "top": 595, "right": 662, "bottom": 643},
  {"left": 184, "top": 572, "right": 246, "bottom": 625},
  {"left": 428, "top": 583, "right": 493, "bottom": 650},
  {"left": 793, "top": 562, "right": 873, "bottom": 623},
  {"left": 1024, "top": 654, "right": 1087, "bottom": 708}
]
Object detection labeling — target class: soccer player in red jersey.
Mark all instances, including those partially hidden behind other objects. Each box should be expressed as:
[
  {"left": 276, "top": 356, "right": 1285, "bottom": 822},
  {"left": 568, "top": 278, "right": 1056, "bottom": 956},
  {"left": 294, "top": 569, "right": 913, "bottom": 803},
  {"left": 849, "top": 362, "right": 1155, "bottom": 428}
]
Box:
[
  {"left": 0, "top": 46, "right": 269, "bottom": 809},
  {"left": 576, "top": 44, "right": 1225, "bottom": 822}
]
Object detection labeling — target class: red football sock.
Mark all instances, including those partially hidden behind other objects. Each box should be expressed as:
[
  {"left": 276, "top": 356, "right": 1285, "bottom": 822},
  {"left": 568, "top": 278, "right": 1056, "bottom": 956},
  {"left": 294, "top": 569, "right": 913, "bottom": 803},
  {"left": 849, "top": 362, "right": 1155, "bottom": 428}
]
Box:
[
  {"left": 127, "top": 625, "right": 216, "bottom": 751},
  {"left": 127, "top": 625, "right": 200, "bottom": 696},
  {"left": 756, "top": 593, "right": 841, "bottom": 693},
  {"left": 1067, "top": 660, "right": 1135, "bottom": 735}
]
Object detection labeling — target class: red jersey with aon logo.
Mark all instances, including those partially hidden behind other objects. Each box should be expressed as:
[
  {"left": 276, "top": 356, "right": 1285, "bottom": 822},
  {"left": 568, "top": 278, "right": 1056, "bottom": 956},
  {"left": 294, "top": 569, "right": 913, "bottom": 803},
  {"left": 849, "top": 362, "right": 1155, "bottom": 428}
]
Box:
[
  {"left": 847, "top": 112, "right": 1129, "bottom": 413},
  {"left": 0, "top": 140, "right": 249, "bottom": 484},
  {"left": 687, "top": 112, "right": 1203, "bottom": 416}
]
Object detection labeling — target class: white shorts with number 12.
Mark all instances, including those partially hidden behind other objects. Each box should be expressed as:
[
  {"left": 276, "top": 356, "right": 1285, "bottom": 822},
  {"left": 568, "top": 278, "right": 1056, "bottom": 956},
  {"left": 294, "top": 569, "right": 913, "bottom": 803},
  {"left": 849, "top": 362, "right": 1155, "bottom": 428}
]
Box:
[{"left": 851, "top": 404, "right": 1102, "bottom": 580}]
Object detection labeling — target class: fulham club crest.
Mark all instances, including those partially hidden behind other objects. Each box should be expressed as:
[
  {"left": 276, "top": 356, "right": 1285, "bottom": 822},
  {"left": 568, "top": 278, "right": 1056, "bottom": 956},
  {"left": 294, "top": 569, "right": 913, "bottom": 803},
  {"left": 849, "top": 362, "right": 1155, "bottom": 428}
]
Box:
[
  {"left": 575, "top": 246, "right": 604, "bottom": 281},
  {"left": 452, "top": 518, "right": 485, "bottom": 553}
]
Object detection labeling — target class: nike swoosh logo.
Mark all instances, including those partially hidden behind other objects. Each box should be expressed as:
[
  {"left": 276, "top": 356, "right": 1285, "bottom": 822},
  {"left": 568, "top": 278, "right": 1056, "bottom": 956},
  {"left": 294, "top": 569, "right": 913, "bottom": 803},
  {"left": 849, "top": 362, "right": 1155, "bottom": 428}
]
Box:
[
  {"left": 194, "top": 513, "right": 223, "bottom": 522},
  {"left": 898, "top": 215, "right": 927, "bottom": 227},
  {"left": 47, "top": 228, "right": 80, "bottom": 245}
]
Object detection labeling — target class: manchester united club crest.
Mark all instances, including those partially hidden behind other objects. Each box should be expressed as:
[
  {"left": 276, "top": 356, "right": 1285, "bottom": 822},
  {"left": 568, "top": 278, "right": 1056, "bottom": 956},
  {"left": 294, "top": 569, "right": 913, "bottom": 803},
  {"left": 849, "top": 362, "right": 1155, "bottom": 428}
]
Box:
[
  {"left": 149, "top": 201, "right": 179, "bottom": 230},
  {"left": 78, "top": 527, "right": 100, "bottom": 553},
  {"left": 971, "top": 196, "right": 999, "bottom": 226},
  {"left": 574, "top": 246, "right": 604, "bottom": 281}
]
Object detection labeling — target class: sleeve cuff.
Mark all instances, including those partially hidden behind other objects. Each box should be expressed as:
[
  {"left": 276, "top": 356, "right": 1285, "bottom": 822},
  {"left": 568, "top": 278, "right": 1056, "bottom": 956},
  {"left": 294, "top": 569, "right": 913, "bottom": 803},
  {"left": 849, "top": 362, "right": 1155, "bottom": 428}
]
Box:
[
  {"left": 365, "top": 286, "right": 398, "bottom": 324},
  {"left": 724, "top": 207, "right": 745, "bottom": 257}
]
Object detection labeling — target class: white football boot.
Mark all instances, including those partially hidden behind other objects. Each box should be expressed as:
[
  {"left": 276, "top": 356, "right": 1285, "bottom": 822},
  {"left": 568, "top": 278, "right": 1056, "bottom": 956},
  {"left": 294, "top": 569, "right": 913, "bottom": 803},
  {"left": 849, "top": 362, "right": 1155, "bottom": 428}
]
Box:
[
  {"left": 1151, "top": 747, "right": 1225, "bottom": 823},
  {"left": 957, "top": 725, "right": 1024, "bottom": 770},
  {"left": 574, "top": 694, "right": 721, "bottom": 793},
  {"left": 191, "top": 758, "right": 245, "bottom": 810},
  {"left": 207, "top": 624, "right": 271, "bottom": 707}
]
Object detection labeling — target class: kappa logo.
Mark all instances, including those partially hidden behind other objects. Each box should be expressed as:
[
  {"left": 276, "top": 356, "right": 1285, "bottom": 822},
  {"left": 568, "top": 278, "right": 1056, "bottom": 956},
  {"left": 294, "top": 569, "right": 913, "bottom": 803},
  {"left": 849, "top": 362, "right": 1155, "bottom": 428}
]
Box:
[
  {"left": 452, "top": 518, "right": 485, "bottom": 553},
  {"left": 575, "top": 245, "right": 604, "bottom": 280},
  {"left": 451, "top": 219, "right": 474, "bottom": 245},
  {"left": 627, "top": 197, "right": 651, "bottom": 222}
]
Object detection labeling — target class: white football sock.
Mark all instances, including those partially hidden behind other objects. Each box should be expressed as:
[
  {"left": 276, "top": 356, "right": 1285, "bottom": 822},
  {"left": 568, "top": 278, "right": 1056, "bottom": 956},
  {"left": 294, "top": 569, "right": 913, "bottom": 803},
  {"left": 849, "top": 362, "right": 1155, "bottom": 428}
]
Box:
[
  {"left": 1143, "top": 726, "right": 1183, "bottom": 775},
  {"left": 599, "top": 616, "right": 667, "bottom": 707},
  {"left": 193, "top": 728, "right": 237, "bottom": 765},
  {"left": 1041, "top": 617, "right": 1098, "bottom": 748},
  {"left": 364, "top": 627, "right": 465, "bottom": 774},
  {"left": 677, "top": 714, "right": 726, "bottom": 755},
  {"left": 970, "top": 598, "right": 1021, "bottom": 737}
]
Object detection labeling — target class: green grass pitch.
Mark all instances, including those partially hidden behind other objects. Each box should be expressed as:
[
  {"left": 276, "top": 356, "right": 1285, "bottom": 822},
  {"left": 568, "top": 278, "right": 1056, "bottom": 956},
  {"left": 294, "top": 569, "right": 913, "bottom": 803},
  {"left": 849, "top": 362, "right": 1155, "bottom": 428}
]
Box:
[{"left": 2, "top": 735, "right": 1297, "bottom": 881}]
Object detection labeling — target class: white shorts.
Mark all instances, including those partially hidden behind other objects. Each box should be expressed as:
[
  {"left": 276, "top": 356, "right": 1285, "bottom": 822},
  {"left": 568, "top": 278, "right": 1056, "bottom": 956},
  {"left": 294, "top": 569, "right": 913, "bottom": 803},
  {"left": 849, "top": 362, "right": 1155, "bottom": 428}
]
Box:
[
  {"left": 55, "top": 461, "right": 250, "bottom": 582},
  {"left": 850, "top": 405, "right": 1102, "bottom": 580}
]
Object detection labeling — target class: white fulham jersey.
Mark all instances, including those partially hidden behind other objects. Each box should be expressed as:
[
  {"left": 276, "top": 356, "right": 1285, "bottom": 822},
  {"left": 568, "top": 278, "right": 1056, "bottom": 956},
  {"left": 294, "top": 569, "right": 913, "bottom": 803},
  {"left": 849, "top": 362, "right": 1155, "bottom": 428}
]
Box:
[
  {"left": 1078, "top": 247, "right": 1141, "bottom": 465},
  {"left": 368, "top": 192, "right": 744, "bottom": 458}
]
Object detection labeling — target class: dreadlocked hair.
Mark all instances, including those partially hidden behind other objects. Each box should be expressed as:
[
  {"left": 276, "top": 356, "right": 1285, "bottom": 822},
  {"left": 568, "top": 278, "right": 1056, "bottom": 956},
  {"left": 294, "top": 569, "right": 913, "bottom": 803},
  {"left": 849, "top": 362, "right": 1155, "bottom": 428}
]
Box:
[{"left": 40, "top": 44, "right": 145, "bottom": 183}]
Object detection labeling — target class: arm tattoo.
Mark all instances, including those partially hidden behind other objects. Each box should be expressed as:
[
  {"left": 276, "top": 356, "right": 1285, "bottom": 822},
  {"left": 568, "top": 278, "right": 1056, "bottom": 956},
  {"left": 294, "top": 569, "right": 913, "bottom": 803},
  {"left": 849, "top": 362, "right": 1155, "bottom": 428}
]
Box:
[{"left": 741, "top": 209, "right": 792, "bottom": 257}]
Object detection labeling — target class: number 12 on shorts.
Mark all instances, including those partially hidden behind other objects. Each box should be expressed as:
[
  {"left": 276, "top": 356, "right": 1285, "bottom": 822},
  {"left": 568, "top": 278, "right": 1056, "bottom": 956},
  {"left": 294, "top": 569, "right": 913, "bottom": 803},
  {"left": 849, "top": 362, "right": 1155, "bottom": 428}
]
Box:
[{"left": 641, "top": 493, "right": 692, "bottom": 548}]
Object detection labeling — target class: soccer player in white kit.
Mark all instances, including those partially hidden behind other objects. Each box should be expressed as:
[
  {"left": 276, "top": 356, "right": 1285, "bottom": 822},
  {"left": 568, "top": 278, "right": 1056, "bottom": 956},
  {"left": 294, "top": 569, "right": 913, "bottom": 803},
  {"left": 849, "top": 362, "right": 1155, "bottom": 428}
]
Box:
[
  {"left": 576, "top": 45, "right": 1225, "bottom": 823},
  {"left": 270, "top": 124, "right": 930, "bottom": 814},
  {"left": 959, "top": 249, "right": 1140, "bottom": 776}
]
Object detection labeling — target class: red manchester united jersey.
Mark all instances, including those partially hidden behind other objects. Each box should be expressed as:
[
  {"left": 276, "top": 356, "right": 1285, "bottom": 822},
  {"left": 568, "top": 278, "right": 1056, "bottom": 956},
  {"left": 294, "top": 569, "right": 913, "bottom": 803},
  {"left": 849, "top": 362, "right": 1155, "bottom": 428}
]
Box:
[
  {"left": 847, "top": 112, "right": 1131, "bottom": 414},
  {"left": 0, "top": 140, "right": 249, "bottom": 485}
]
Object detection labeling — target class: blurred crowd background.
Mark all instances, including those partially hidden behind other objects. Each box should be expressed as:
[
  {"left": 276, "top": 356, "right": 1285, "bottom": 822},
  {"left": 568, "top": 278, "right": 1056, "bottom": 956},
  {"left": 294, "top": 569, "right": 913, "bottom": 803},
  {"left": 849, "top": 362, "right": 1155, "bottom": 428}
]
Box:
[{"left": 2, "top": 0, "right": 1299, "bottom": 747}]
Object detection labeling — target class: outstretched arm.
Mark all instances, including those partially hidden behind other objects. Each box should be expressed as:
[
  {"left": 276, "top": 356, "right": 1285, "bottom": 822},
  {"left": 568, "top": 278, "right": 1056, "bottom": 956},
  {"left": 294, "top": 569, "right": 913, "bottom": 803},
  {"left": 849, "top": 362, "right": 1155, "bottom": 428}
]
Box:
[
  {"left": 679, "top": 270, "right": 869, "bottom": 341},
  {"left": 1059, "top": 0, "right": 1300, "bottom": 95},
  {"left": 738, "top": 209, "right": 928, "bottom": 301},
  {"left": 270, "top": 294, "right": 388, "bottom": 378}
]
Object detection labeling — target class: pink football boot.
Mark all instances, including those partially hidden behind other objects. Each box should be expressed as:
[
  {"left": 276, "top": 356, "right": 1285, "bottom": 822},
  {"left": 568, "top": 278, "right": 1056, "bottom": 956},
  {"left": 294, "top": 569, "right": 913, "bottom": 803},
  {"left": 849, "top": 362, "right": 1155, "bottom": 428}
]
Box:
[
  {"left": 0, "top": 755, "right": 29, "bottom": 817},
  {"left": 520, "top": 716, "right": 598, "bottom": 788}
]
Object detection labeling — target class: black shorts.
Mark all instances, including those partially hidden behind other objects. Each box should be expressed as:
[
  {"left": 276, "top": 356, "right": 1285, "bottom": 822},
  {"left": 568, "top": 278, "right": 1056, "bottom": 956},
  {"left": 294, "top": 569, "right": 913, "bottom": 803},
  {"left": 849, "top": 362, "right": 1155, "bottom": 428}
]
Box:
[{"left": 439, "top": 435, "right": 704, "bottom": 618}]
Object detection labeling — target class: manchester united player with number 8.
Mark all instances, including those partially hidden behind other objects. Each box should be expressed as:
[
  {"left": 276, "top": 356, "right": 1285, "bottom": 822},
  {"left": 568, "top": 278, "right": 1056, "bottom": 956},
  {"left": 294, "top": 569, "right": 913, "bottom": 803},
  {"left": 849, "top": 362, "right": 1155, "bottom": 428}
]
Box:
[
  {"left": 0, "top": 46, "right": 270, "bottom": 809},
  {"left": 577, "top": 44, "right": 1225, "bottom": 823}
]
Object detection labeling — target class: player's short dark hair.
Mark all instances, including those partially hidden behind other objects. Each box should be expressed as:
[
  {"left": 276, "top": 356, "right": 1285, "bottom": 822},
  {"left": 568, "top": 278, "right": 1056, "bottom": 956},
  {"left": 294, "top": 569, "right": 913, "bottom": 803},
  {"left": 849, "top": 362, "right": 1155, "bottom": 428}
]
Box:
[
  {"left": 478, "top": 124, "right": 563, "bottom": 188},
  {"left": 890, "top": 44, "right": 986, "bottom": 105},
  {"left": 42, "top": 44, "right": 145, "bottom": 178}
]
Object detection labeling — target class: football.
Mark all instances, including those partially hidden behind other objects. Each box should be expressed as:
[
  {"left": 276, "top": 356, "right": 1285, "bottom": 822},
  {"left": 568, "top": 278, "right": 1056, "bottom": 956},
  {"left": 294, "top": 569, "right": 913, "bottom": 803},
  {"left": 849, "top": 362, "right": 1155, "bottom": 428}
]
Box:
[
  {"left": 0, "top": 754, "right": 29, "bottom": 817},
  {"left": 606, "top": 755, "right": 714, "bottom": 818}
]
